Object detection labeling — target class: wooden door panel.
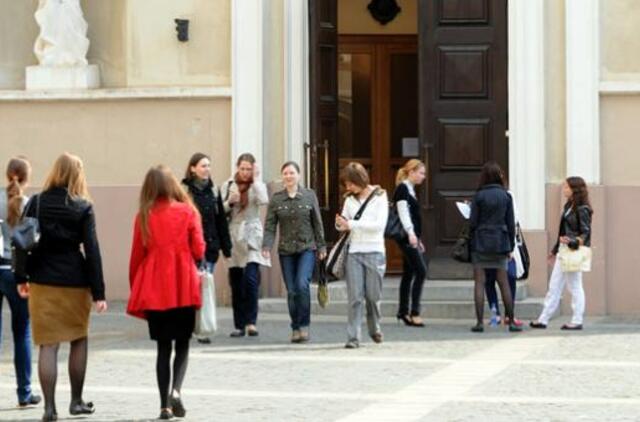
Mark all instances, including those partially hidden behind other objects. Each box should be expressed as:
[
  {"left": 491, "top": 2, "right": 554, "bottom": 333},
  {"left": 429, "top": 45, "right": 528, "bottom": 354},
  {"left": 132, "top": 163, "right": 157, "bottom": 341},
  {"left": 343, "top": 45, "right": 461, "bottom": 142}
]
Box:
[
  {"left": 309, "top": 0, "right": 339, "bottom": 240},
  {"left": 420, "top": 0, "right": 508, "bottom": 258}
]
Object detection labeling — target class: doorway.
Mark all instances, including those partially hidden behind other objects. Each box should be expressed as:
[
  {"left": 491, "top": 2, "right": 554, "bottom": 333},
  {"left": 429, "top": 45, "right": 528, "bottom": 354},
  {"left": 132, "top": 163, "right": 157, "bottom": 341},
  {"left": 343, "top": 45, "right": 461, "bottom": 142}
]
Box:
[
  {"left": 337, "top": 35, "right": 418, "bottom": 271},
  {"left": 309, "top": 0, "right": 508, "bottom": 276}
]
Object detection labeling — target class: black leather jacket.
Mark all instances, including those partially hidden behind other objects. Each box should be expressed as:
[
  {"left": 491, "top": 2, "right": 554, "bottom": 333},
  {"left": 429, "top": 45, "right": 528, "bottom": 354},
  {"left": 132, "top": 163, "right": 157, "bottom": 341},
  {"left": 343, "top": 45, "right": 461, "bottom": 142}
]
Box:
[
  {"left": 552, "top": 203, "right": 592, "bottom": 255},
  {"left": 20, "top": 187, "right": 105, "bottom": 301},
  {"left": 469, "top": 184, "right": 516, "bottom": 255}
]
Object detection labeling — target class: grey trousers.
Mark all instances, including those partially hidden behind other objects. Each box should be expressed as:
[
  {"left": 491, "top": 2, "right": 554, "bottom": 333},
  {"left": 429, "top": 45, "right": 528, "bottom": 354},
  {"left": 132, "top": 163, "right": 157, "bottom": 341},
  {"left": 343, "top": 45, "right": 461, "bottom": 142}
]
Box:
[{"left": 345, "top": 252, "right": 386, "bottom": 342}]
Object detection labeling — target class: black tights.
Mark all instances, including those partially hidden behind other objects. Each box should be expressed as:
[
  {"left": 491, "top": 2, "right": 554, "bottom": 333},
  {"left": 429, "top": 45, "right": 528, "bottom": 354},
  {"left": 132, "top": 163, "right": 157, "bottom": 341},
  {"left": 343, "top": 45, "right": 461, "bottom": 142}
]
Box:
[
  {"left": 474, "top": 268, "right": 514, "bottom": 325},
  {"left": 156, "top": 339, "right": 190, "bottom": 409},
  {"left": 39, "top": 337, "right": 89, "bottom": 416}
]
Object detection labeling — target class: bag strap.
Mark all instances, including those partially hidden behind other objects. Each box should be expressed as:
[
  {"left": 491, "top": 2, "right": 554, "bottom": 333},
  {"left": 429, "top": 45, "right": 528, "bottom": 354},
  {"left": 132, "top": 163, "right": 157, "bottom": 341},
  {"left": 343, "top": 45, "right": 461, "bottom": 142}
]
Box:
[
  {"left": 223, "top": 180, "right": 233, "bottom": 202},
  {"left": 353, "top": 188, "right": 379, "bottom": 221},
  {"left": 21, "top": 194, "right": 40, "bottom": 220}
]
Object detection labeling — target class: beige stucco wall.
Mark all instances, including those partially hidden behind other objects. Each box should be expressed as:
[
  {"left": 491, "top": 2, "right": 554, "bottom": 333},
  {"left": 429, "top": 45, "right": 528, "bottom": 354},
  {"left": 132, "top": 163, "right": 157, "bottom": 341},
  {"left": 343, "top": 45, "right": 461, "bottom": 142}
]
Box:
[
  {"left": 339, "top": 0, "right": 417, "bottom": 34},
  {"left": 0, "top": 99, "right": 231, "bottom": 186},
  {"left": 544, "top": 0, "right": 567, "bottom": 183},
  {"left": 0, "top": 0, "right": 231, "bottom": 89},
  {"left": 0, "top": 0, "right": 38, "bottom": 89},
  {"left": 601, "top": 95, "right": 640, "bottom": 186},
  {"left": 126, "top": 0, "right": 231, "bottom": 87},
  {"left": 601, "top": 0, "right": 640, "bottom": 80}
]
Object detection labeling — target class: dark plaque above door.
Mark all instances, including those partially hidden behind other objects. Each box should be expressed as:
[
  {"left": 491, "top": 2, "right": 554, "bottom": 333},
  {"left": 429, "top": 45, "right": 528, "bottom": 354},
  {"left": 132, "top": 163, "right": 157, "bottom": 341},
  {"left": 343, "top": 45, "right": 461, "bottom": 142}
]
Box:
[{"left": 368, "top": 0, "right": 402, "bottom": 25}]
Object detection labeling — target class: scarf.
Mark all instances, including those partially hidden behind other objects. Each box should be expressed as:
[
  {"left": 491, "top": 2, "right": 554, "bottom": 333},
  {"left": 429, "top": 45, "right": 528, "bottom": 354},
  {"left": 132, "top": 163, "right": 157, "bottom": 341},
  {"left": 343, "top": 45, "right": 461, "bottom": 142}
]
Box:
[{"left": 234, "top": 173, "right": 253, "bottom": 210}]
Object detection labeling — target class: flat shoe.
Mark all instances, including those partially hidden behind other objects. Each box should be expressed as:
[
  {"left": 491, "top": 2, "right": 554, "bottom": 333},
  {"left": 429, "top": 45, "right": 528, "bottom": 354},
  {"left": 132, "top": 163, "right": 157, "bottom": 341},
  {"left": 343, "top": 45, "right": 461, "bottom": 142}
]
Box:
[
  {"left": 170, "top": 396, "right": 186, "bottom": 418},
  {"left": 561, "top": 324, "right": 583, "bottom": 331},
  {"left": 196, "top": 337, "right": 212, "bottom": 344},
  {"left": 229, "top": 330, "right": 245, "bottom": 338},
  {"left": 370, "top": 333, "right": 383, "bottom": 344},
  {"left": 247, "top": 327, "right": 259, "bottom": 337},
  {"left": 41, "top": 410, "right": 57, "bottom": 422},
  {"left": 509, "top": 323, "right": 523, "bottom": 332},
  {"left": 159, "top": 408, "right": 173, "bottom": 420},
  {"left": 69, "top": 400, "right": 94, "bottom": 415},
  {"left": 344, "top": 340, "right": 359, "bottom": 349},
  {"left": 529, "top": 321, "right": 547, "bottom": 329},
  {"left": 19, "top": 394, "right": 42, "bottom": 407},
  {"left": 471, "top": 323, "right": 484, "bottom": 333}
]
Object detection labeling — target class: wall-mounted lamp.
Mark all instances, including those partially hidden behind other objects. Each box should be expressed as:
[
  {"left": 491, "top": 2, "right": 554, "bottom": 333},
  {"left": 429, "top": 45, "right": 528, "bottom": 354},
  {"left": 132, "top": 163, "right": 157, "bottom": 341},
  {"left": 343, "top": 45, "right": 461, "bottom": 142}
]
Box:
[{"left": 175, "top": 19, "right": 189, "bottom": 42}]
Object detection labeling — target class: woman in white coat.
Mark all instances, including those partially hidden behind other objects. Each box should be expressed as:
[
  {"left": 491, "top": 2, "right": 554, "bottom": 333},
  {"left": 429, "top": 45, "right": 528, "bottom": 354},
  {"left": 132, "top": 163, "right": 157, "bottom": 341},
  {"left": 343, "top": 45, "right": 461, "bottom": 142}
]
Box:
[{"left": 221, "top": 154, "right": 271, "bottom": 337}]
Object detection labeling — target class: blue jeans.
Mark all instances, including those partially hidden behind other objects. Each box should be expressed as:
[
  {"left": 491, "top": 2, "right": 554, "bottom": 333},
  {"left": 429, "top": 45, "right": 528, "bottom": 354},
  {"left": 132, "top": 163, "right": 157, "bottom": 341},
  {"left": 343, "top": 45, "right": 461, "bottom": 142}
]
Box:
[
  {"left": 229, "top": 263, "right": 261, "bottom": 330},
  {"left": 279, "top": 250, "right": 316, "bottom": 330},
  {"left": 0, "top": 269, "right": 33, "bottom": 403},
  {"left": 485, "top": 259, "right": 517, "bottom": 317}
]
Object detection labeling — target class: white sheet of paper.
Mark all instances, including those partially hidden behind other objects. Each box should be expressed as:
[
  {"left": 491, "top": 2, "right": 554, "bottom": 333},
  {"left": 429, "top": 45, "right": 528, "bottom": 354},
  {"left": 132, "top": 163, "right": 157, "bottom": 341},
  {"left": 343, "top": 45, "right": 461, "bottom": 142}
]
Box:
[{"left": 456, "top": 202, "right": 471, "bottom": 220}]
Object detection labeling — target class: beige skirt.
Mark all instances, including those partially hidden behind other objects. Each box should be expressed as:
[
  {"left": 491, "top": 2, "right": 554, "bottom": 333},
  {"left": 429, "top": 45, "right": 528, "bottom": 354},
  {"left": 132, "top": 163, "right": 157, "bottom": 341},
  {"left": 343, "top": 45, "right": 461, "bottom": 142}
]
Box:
[{"left": 29, "top": 283, "right": 92, "bottom": 345}]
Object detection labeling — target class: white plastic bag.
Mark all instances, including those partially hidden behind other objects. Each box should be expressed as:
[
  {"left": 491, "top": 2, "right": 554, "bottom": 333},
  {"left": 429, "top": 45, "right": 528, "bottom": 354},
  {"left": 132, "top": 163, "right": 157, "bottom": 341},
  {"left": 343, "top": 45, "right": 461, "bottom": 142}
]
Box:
[{"left": 195, "top": 270, "right": 217, "bottom": 335}]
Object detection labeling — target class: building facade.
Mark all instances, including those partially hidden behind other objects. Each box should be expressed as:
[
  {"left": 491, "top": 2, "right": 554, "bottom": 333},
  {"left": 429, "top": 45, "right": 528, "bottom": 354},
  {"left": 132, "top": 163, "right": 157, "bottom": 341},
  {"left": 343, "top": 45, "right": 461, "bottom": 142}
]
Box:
[{"left": 0, "top": 0, "right": 638, "bottom": 315}]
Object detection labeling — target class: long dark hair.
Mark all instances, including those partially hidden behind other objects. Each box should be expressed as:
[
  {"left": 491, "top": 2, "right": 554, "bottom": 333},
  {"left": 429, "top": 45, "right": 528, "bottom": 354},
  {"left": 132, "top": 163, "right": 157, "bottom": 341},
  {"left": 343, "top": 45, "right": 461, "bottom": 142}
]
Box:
[
  {"left": 478, "top": 161, "right": 505, "bottom": 189},
  {"left": 566, "top": 176, "right": 592, "bottom": 211},
  {"left": 6, "top": 157, "right": 30, "bottom": 227},
  {"left": 185, "top": 152, "right": 210, "bottom": 180}
]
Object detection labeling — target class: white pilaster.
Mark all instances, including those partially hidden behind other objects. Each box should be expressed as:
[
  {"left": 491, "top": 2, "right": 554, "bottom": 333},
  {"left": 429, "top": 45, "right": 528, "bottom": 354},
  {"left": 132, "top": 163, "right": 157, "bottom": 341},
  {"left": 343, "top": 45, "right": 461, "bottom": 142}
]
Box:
[
  {"left": 284, "top": 0, "right": 310, "bottom": 175},
  {"left": 231, "top": 0, "right": 264, "bottom": 166},
  {"left": 565, "top": 0, "right": 600, "bottom": 184},
  {"left": 508, "top": 0, "right": 546, "bottom": 230}
]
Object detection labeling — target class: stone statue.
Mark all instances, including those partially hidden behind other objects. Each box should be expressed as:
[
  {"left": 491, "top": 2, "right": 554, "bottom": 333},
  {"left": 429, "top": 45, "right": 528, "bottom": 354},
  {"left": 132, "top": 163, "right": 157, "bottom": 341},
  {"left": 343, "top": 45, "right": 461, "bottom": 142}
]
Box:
[{"left": 33, "top": 0, "right": 90, "bottom": 67}]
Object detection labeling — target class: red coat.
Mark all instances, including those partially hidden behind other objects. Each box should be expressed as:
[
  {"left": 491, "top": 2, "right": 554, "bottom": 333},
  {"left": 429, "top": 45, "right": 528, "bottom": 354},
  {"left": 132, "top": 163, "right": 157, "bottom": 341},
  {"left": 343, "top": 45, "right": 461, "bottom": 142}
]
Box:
[{"left": 127, "top": 200, "right": 205, "bottom": 319}]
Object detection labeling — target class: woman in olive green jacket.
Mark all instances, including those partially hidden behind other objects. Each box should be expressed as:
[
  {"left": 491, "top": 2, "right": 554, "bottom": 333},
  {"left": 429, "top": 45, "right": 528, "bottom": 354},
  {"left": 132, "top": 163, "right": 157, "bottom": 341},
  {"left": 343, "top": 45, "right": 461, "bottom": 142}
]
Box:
[{"left": 262, "top": 162, "right": 326, "bottom": 343}]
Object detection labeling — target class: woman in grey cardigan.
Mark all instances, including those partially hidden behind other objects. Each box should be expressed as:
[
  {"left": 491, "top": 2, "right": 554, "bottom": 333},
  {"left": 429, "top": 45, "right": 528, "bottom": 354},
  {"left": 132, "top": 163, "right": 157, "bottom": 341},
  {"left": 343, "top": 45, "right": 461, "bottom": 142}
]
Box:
[{"left": 221, "top": 153, "right": 271, "bottom": 337}]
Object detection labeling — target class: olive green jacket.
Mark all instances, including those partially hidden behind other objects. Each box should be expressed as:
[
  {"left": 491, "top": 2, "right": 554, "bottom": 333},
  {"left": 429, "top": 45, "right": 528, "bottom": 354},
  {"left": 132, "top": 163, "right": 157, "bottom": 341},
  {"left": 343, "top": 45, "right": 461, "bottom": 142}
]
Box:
[{"left": 262, "top": 187, "right": 326, "bottom": 255}]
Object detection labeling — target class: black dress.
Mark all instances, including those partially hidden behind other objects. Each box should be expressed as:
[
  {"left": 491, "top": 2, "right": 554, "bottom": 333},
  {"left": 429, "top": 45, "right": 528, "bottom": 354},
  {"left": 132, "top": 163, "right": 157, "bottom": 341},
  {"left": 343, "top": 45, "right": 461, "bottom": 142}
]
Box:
[{"left": 146, "top": 307, "right": 196, "bottom": 341}]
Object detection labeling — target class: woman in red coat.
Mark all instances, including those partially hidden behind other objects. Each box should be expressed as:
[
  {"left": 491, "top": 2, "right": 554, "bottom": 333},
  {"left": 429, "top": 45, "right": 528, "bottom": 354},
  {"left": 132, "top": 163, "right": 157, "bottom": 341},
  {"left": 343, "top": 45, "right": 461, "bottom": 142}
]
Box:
[{"left": 127, "top": 165, "right": 205, "bottom": 420}]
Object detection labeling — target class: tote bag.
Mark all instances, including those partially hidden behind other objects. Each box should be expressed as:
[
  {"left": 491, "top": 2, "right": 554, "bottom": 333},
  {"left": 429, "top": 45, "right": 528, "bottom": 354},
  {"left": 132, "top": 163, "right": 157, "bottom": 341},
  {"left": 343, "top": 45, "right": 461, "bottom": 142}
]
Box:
[{"left": 195, "top": 270, "right": 218, "bottom": 335}]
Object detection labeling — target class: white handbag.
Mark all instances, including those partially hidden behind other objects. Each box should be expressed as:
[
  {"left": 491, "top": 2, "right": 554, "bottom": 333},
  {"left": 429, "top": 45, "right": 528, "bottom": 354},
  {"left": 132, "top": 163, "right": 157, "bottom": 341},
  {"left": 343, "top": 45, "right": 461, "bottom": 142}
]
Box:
[
  {"left": 195, "top": 270, "right": 218, "bottom": 335},
  {"left": 557, "top": 244, "right": 592, "bottom": 273}
]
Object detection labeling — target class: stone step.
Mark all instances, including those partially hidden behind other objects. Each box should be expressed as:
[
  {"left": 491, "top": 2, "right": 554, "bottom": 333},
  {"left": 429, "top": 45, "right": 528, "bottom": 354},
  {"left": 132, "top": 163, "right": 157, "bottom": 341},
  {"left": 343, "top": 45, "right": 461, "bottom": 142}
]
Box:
[
  {"left": 427, "top": 258, "right": 473, "bottom": 280},
  {"left": 259, "top": 297, "right": 546, "bottom": 320},
  {"left": 312, "top": 279, "right": 529, "bottom": 302}
]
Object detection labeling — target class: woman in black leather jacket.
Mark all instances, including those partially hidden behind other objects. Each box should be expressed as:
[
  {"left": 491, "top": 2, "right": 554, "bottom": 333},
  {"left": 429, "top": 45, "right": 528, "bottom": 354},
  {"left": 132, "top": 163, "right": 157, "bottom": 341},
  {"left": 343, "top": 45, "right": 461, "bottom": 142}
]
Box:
[
  {"left": 531, "top": 177, "right": 592, "bottom": 330},
  {"left": 469, "top": 162, "right": 521, "bottom": 333}
]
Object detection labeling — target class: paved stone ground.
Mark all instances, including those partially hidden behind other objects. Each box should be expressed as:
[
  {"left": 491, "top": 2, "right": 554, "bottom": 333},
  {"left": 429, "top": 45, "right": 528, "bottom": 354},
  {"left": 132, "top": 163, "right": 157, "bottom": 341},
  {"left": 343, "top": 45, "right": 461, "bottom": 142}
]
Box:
[{"left": 1, "top": 303, "right": 639, "bottom": 421}]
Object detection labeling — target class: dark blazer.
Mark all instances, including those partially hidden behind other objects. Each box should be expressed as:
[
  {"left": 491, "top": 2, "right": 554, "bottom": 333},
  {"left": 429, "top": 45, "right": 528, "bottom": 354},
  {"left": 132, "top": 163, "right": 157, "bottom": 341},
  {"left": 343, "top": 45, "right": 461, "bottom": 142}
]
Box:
[
  {"left": 552, "top": 203, "right": 592, "bottom": 255},
  {"left": 469, "top": 184, "right": 516, "bottom": 255},
  {"left": 20, "top": 187, "right": 105, "bottom": 301},
  {"left": 182, "top": 178, "right": 232, "bottom": 263}
]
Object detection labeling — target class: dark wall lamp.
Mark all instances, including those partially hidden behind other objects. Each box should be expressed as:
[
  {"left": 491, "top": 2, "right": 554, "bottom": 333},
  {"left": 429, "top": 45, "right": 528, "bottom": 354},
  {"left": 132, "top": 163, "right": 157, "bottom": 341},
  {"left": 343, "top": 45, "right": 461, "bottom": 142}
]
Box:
[{"left": 175, "top": 19, "right": 190, "bottom": 42}]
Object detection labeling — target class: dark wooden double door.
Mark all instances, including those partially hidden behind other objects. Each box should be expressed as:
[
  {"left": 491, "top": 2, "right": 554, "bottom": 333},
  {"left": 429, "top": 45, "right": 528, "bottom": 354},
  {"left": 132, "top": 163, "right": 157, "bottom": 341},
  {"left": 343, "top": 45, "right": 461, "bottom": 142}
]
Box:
[{"left": 309, "top": 0, "right": 508, "bottom": 270}]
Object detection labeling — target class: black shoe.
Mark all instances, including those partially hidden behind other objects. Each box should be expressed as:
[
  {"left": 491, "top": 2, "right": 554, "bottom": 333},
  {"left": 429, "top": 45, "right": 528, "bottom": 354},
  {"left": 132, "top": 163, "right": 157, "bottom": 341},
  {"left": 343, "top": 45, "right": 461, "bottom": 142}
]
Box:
[
  {"left": 196, "top": 337, "right": 211, "bottom": 344},
  {"left": 170, "top": 395, "right": 186, "bottom": 418},
  {"left": 397, "top": 314, "right": 413, "bottom": 326},
  {"left": 19, "top": 394, "right": 42, "bottom": 407},
  {"left": 471, "top": 323, "right": 484, "bottom": 333},
  {"left": 41, "top": 409, "right": 57, "bottom": 422},
  {"left": 410, "top": 316, "right": 425, "bottom": 327},
  {"left": 370, "top": 332, "right": 383, "bottom": 344},
  {"left": 246, "top": 325, "right": 259, "bottom": 336},
  {"left": 159, "top": 408, "right": 174, "bottom": 420},
  {"left": 529, "top": 321, "right": 547, "bottom": 329},
  {"left": 69, "top": 400, "right": 95, "bottom": 415},
  {"left": 229, "top": 329, "right": 245, "bottom": 338},
  {"left": 344, "top": 340, "right": 359, "bottom": 349},
  {"left": 561, "top": 323, "right": 583, "bottom": 331}
]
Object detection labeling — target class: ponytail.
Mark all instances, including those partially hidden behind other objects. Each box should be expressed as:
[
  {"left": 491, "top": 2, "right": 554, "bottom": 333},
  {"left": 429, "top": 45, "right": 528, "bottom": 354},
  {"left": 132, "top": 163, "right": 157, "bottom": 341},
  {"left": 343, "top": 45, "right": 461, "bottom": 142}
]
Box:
[
  {"left": 5, "top": 157, "right": 30, "bottom": 227},
  {"left": 395, "top": 159, "right": 425, "bottom": 186}
]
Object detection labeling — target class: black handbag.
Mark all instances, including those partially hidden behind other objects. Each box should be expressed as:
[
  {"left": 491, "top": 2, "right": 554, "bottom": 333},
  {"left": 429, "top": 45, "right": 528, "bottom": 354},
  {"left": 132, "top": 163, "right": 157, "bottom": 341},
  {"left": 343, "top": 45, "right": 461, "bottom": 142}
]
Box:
[
  {"left": 451, "top": 221, "right": 471, "bottom": 263},
  {"left": 384, "top": 203, "right": 406, "bottom": 241},
  {"left": 516, "top": 223, "right": 530, "bottom": 280},
  {"left": 11, "top": 195, "right": 41, "bottom": 278},
  {"left": 313, "top": 258, "right": 329, "bottom": 308}
]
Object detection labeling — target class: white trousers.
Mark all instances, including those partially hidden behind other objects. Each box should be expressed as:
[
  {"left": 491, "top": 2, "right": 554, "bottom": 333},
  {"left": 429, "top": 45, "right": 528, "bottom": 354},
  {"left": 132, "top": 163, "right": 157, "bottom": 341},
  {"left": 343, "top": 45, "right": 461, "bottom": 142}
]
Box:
[{"left": 538, "top": 258, "right": 585, "bottom": 325}]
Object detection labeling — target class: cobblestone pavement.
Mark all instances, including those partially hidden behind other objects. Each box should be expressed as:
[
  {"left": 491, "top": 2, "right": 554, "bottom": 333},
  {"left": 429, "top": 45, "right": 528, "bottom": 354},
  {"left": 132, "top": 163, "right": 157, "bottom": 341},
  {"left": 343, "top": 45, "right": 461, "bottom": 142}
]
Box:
[{"left": 1, "top": 303, "right": 639, "bottom": 421}]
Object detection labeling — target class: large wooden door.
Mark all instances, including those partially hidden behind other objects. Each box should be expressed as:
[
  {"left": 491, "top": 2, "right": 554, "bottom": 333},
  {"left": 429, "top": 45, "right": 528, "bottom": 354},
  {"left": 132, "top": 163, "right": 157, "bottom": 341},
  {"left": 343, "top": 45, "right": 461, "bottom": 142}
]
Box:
[
  {"left": 337, "top": 36, "right": 418, "bottom": 272},
  {"left": 420, "top": 0, "right": 508, "bottom": 258},
  {"left": 309, "top": 0, "right": 339, "bottom": 241}
]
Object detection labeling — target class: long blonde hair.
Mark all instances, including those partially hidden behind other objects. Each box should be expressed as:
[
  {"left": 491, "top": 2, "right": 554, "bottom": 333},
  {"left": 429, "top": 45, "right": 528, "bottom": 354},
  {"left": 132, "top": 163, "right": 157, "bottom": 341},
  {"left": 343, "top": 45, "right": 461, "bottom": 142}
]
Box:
[
  {"left": 43, "top": 153, "right": 91, "bottom": 201},
  {"left": 395, "top": 159, "right": 425, "bottom": 185},
  {"left": 138, "top": 165, "right": 197, "bottom": 243},
  {"left": 6, "top": 157, "right": 31, "bottom": 227}
]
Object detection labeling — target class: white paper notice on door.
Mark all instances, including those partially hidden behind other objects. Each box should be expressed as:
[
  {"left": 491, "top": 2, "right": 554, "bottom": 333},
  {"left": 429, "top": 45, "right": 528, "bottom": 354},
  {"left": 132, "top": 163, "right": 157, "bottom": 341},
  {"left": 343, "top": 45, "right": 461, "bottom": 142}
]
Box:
[
  {"left": 456, "top": 202, "right": 471, "bottom": 220},
  {"left": 402, "top": 137, "right": 419, "bottom": 157}
]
